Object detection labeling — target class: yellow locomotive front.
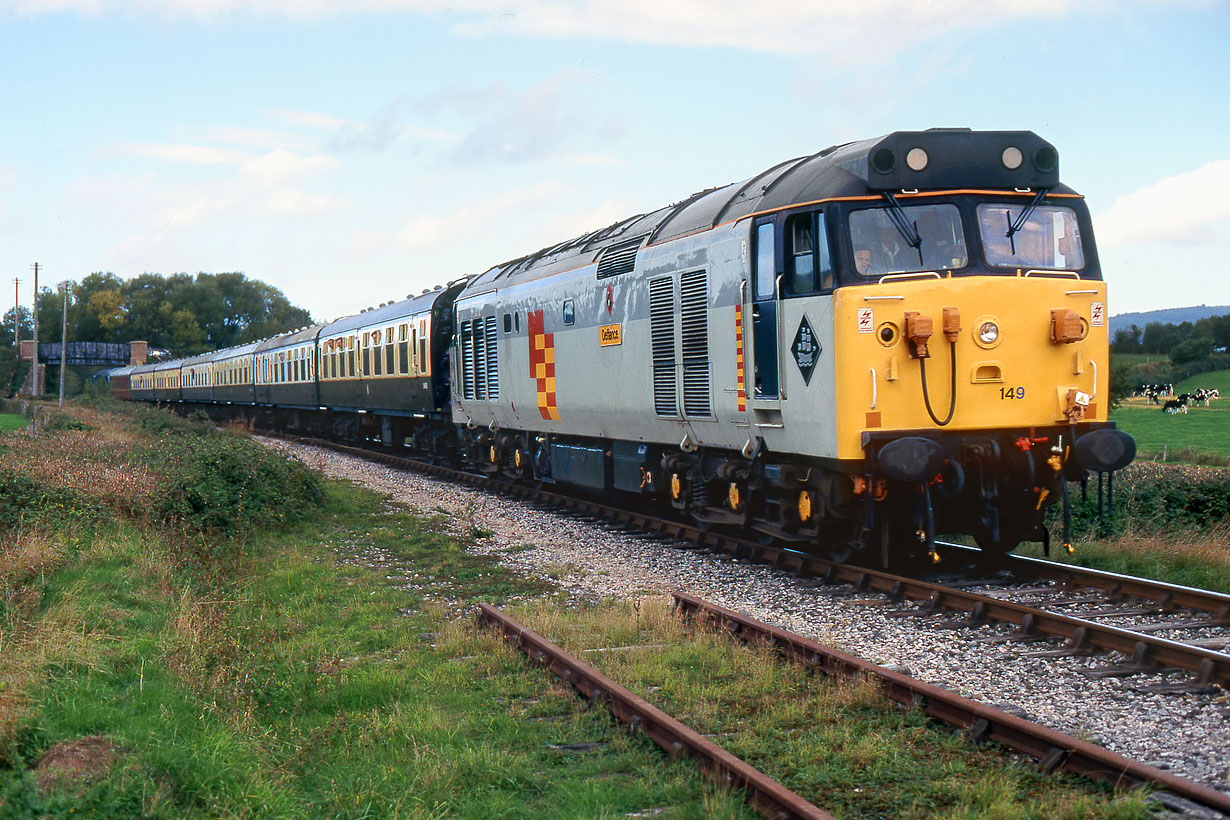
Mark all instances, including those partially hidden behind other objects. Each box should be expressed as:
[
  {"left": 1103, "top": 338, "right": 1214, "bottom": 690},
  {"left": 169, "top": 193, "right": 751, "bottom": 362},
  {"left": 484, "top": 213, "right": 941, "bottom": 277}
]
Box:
[{"left": 816, "top": 134, "right": 1135, "bottom": 561}]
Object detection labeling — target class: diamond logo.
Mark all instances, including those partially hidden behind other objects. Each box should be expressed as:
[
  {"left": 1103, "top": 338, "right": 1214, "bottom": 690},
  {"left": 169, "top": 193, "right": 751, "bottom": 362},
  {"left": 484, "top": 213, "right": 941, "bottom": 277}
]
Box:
[{"left": 791, "top": 315, "right": 821, "bottom": 385}]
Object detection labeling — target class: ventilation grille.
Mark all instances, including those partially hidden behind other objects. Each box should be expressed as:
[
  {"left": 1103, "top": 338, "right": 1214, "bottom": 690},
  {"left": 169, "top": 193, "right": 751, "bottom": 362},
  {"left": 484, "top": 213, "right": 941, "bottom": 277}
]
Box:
[
  {"left": 680, "top": 270, "right": 710, "bottom": 417},
  {"left": 472, "top": 318, "right": 487, "bottom": 400},
  {"left": 596, "top": 236, "right": 645, "bottom": 279},
  {"left": 649, "top": 276, "right": 677, "bottom": 417},
  {"left": 460, "top": 321, "right": 476, "bottom": 400},
  {"left": 484, "top": 315, "right": 499, "bottom": 399}
]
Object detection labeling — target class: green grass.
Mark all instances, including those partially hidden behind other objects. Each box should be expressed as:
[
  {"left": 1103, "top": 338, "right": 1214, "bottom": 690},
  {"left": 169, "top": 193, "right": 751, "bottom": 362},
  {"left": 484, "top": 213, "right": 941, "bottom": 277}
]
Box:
[
  {"left": 1, "top": 486, "right": 762, "bottom": 820},
  {"left": 1110, "top": 368, "right": 1230, "bottom": 461},
  {"left": 1110, "top": 402, "right": 1230, "bottom": 458},
  {"left": 1110, "top": 353, "right": 1169, "bottom": 367},
  {"left": 0, "top": 402, "right": 1183, "bottom": 818},
  {"left": 1175, "top": 368, "right": 1230, "bottom": 395},
  {"left": 2, "top": 477, "right": 1157, "bottom": 817},
  {"left": 0, "top": 414, "right": 29, "bottom": 433}
]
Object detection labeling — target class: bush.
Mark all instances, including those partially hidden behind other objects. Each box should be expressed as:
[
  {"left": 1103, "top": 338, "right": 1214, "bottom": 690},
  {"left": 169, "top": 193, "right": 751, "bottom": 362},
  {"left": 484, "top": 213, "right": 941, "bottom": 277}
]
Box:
[
  {"left": 152, "top": 434, "right": 324, "bottom": 536},
  {"left": 39, "top": 411, "right": 92, "bottom": 433},
  {"left": 0, "top": 470, "right": 101, "bottom": 530},
  {"left": 130, "top": 407, "right": 210, "bottom": 436},
  {"left": 1060, "top": 465, "right": 1230, "bottom": 536}
]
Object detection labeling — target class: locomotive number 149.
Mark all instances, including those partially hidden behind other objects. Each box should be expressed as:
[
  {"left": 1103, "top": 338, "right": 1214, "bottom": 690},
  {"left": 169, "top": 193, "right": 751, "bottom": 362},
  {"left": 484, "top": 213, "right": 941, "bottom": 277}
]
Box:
[{"left": 1000, "top": 386, "right": 1026, "bottom": 400}]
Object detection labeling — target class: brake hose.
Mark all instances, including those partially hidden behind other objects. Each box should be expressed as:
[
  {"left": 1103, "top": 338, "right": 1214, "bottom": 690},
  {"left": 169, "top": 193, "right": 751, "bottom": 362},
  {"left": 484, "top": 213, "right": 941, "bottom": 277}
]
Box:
[{"left": 920, "top": 340, "right": 957, "bottom": 426}]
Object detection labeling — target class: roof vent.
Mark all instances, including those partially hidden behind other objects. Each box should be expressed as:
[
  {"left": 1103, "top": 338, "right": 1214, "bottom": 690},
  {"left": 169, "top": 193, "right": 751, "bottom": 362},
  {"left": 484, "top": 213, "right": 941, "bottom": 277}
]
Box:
[{"left": 596, "top": 235, "right": 646, "bottom": 280}]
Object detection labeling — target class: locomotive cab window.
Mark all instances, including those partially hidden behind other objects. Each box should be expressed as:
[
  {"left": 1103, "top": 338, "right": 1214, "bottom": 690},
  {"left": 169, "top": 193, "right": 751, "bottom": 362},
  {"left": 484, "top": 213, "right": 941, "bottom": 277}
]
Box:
[
  {"left": 562, "top": 300, "right": 575, "bottom": 326},
  {"left": 977, "top": 203, "right": 1085, "bottom": 271},
  {"left": 848, "top": 203, "right": 967, "bottom": 276}
]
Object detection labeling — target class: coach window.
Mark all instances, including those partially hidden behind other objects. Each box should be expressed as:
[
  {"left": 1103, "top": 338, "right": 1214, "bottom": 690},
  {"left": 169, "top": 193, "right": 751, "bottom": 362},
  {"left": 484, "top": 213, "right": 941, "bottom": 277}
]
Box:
[
  {"left": 399, "top": 325, "right": 409, "bottom": 374},
  {"left": 363, "top": 334, "right": 372, "bottom": 376},
  {"left": 563, "top": 300, "right": 575, "bottom": 326},
  {"left": 386, "top": 327, "right": 395, "bottom": 374}
]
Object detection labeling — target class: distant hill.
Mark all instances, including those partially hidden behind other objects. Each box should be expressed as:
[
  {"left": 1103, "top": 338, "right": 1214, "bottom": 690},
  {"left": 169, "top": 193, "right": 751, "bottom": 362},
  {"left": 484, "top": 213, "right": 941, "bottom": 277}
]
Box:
[{"left": 1109, "top": 305, "right": 1230, "bottom": 334}]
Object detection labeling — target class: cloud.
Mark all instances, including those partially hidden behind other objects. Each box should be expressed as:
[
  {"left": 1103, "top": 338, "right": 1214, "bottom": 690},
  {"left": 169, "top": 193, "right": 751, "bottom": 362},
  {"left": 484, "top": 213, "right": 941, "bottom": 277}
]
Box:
[
  {"left": 326, "top": 99, "right": 456, "bottom": 154},
  {"left": 396, "top": 180, "right": 566, "bottom": 252},
  {"left": 258, "top": 188, "right": 350, "bottom": 217},
  {"left": 1095, "top": 160, "right": 1230, "bottom": 248},
  {"left": 266, "top": 109, "right": 348, "bottom": 131},
  {"left": 440, "top": 72, "right": 621, "bottom": 166},
  {"left": 114, "top": 142, "right": 251, "bottom": 165},
  {"left": 74, "top": 135, "right": 349, "bottom": 241},
  {"left": 6, "top": 0, "right": 1150, "bottom": 57},
  {"left": 198, "top": 125, "right": 310, "bottom": 151}
]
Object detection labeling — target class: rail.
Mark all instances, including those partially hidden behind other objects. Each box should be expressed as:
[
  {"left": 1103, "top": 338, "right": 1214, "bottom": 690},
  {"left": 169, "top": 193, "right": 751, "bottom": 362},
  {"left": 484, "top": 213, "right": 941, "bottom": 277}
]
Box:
[
  {"left": 672, "top": 592, "right": 1230, "bottom": 816},
  {"left": 476, "top": 603, "right": 834, "bottom": 820}
]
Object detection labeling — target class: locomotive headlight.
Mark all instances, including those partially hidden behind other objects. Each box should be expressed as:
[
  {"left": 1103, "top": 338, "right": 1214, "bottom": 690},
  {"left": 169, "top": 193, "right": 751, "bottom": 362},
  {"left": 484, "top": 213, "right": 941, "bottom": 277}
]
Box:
[
  {"left": 906, "top": 147, "right": 929, "bottom": 171},
  {"left": 978, "top": 321, "right": 1000, "bottom": 345},
  {"left": 1002, "top": 146, "right": 1023, "bottom": 170}
]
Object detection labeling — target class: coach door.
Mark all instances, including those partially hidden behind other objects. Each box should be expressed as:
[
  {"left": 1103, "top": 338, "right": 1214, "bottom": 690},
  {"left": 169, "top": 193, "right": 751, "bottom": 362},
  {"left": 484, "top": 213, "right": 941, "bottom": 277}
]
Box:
[{"left": 752, "top": 219, "right": 780, "bottom": 400}]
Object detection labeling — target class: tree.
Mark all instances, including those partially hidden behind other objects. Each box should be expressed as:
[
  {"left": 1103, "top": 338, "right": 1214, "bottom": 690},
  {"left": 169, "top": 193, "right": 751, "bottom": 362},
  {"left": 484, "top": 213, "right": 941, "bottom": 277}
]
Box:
[
  {"left": 1, "top": 306, "right": 32, "bottom": 345},
  {"left": 1142, "top": 321, "right": 1183, "bottom": 355},
  {"left": 1208, "top": 314, "right": 1230, "bottom": 351},
  {"left": 1111, "top": 323, "right": 1143, "bottom": 353},
  {"left": 1170, "top": 335, "right": 1214, "bottom": 365}
]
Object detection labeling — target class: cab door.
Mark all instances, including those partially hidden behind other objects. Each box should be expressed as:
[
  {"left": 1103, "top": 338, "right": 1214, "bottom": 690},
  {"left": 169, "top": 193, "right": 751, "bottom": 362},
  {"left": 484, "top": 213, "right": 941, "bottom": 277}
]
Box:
[{"left": 751, "top": 219, "right": 780, "bottom": 400}]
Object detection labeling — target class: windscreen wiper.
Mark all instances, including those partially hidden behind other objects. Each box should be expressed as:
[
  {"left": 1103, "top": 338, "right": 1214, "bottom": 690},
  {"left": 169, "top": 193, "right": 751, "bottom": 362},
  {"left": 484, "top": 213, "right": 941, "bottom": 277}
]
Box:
[
  {"left": 883, "top": 191, "right": 924, "bottom": 266},
  {"left": 1004, "top": 188, "right": 1049, "bottom": 255}
]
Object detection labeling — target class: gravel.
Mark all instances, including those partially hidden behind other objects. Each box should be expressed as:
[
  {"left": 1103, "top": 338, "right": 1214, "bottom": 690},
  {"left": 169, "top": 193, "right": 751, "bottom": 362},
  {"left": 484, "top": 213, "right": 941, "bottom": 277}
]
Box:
[{"left": 261, "top": 437, "right": 1230, "bottom": 817}]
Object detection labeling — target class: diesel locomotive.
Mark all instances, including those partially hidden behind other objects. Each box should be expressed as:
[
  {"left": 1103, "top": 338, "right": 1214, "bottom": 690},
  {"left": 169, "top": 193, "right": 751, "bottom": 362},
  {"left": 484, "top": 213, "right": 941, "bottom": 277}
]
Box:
[{"left": 115, "top": 128, "right": 1136, "bottom": 566}]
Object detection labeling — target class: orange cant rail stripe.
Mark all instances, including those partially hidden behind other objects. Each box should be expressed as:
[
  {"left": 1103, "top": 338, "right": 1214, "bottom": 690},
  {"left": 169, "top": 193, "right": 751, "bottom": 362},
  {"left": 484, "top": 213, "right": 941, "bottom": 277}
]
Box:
[{"left": 475, "top": 603, "right": 835, "bottom": 820}]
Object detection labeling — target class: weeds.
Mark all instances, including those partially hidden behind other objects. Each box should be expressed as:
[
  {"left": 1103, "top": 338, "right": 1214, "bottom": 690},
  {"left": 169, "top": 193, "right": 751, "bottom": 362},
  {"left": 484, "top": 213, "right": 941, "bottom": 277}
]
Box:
[{"left": 149, "top": 433, "right": 324, "bottom": 539}]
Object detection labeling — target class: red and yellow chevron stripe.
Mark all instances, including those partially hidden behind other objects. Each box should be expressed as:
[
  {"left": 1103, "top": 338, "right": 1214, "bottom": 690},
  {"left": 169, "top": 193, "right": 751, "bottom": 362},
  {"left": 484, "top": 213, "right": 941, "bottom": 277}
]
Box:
[
  {"left": 527, "top": 310, "right": 560, "bottom": 420},
  {"left": 735, "top": 304, "right": 746, "bottom": 412}
]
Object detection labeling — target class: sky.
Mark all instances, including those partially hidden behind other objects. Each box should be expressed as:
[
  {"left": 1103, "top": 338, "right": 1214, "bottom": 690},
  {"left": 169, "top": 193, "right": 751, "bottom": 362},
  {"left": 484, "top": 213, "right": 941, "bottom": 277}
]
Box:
[{"left": 2, "top": 0, "right": 1229, "bottom": 327}]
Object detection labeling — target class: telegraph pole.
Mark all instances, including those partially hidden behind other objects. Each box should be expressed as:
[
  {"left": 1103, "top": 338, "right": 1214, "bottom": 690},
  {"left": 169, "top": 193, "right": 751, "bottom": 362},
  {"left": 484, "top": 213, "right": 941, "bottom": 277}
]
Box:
[
  {"left": 59, "top": 281, "right": 70, "bottom": 407},
  {"left": 31, "top": 262, "right": 39, "bottom": 396},
  {"left": 11, "top": 277, "right": 18, "bottom": 350}
]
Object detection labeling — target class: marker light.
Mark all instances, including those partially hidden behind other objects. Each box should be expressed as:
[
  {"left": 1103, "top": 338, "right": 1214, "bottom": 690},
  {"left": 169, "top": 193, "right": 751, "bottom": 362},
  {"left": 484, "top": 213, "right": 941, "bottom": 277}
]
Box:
[
  {"left": 1002, "top": 146, "right": 1023, "bottom": 170},
  {"left": 978, "top": 321, "right": 999, "bottom": 345},
  {"left": 906, "top": 147, "right": 929, "bottom": 171}
]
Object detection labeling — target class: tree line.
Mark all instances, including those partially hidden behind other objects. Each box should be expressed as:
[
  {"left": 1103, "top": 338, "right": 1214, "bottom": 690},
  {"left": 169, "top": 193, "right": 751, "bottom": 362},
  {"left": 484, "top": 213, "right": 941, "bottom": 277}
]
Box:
[
  {"left": 2, "top": 272, "right": 313, "bottom": 357},
  {"left": 2, "top": 272, "right": 313, "bottom": 396},
  {"left": 1112, "top": 314, "right": 1230, "bottom": 364}
]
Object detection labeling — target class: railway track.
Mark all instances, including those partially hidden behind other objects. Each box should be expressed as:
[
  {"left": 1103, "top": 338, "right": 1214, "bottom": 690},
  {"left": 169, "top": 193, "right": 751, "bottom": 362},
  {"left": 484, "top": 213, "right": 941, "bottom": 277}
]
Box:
[
  {"left": 478, "top": 596, "right": 1230, "bottom": 817},
  {"left": 477, "top": 603, "right": 835, "bottom": 820},
  {"left": 264, "top": 432, "right": 1230, "bottom": 695}
]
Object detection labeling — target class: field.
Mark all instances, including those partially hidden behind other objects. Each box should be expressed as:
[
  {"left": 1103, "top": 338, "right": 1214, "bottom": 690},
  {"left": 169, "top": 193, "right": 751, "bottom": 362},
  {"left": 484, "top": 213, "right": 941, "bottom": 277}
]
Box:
[
  {"left": 1110, "top": 369, "right": 1230, "bottom": 460},
  {"left": 1111, "top": 353, "right": 1170, "bottom": 368},
  {"left": 0, "top": 414, "right": 29, "bottom": 433}
]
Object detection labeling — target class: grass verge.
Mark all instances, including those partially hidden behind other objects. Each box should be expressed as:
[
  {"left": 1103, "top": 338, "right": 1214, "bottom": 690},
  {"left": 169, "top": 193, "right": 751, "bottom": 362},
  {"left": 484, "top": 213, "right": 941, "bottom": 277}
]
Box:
[{"left": 1, "top": 403, "right": 1166, "bottom": 819}]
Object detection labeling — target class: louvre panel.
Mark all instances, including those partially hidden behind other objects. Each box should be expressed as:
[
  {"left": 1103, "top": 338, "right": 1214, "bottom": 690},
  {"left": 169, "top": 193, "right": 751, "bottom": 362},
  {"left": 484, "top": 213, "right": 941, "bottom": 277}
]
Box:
[
  {"left": 460, "top": 321, "right": 476, "bottom": 400},
  {"left": 679, "top": 270, "right": 710, "bottom": 417},
  {"left": 472, "top": 318, "right": 486, "bottom": 400},
  {"left": 649, "top": 276, "right": 677, "bottom": 417},
  {"left": 484, "top": 315, "right": 499, "bottom": 399},
  {"left": 596, "top": 236, "right": 645, "bottom": 279}
]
